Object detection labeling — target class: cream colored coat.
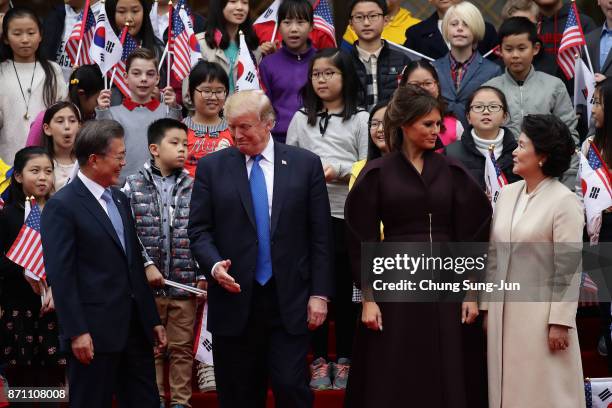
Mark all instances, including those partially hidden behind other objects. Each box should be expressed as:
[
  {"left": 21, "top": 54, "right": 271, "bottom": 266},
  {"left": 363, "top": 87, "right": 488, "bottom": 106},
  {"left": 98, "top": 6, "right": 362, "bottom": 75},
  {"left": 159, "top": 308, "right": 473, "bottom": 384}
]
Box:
[{"left": 480, "top": 179, "right": 585, "bottom": 408}]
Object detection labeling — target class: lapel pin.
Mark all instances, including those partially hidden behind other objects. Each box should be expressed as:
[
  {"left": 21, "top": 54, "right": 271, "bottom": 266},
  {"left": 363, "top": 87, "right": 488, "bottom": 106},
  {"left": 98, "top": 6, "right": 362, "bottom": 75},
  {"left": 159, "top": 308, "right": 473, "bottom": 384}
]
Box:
[{"left": 282, "top": 160, "right": 287, "bottom": 165}]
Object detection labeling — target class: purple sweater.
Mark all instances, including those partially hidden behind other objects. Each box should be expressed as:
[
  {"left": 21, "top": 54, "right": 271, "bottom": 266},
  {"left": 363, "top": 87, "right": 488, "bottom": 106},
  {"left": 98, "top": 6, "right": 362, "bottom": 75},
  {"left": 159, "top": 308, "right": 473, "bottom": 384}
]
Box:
[{"left": 259, "top": 44, "right": 316, "bottom": 142}]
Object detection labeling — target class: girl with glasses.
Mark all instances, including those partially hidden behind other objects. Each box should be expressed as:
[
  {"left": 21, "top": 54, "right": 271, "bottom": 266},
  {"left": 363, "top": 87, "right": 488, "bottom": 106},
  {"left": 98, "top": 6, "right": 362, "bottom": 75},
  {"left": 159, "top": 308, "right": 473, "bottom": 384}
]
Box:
[
  {"left": 183, "top": 61, "right": 234, "bottom": 178},
  {"left": 445, "top": 85, "right": 520, "bottom": 193},
  {"left": 399, "top": 60, "right": 464, "bottom": 147}
]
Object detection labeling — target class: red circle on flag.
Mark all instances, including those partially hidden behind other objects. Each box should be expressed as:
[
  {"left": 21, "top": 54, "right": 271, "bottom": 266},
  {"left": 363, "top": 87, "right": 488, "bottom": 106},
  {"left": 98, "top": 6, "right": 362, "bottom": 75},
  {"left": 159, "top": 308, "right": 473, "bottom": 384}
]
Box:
[{"left": 236, "top": 61, "right": 244, "bottom": 79}]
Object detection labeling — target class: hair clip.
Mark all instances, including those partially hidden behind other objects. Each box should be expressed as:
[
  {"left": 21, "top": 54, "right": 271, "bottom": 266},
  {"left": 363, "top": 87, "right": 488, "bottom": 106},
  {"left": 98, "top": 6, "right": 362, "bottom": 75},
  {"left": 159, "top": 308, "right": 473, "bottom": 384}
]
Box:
[{"left": 70, "top": 78, "right": 80, "bottom": 85}]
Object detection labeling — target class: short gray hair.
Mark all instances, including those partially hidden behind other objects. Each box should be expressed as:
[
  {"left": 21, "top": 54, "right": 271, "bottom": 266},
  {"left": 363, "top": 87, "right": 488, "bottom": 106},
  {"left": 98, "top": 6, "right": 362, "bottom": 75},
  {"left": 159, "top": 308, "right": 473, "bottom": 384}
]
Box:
[
  {"left": 75, "top": 119, "right": 125, "bottom": 166},
  {"left": 224, "top": 90, "right": 276, "bottom": 122}
]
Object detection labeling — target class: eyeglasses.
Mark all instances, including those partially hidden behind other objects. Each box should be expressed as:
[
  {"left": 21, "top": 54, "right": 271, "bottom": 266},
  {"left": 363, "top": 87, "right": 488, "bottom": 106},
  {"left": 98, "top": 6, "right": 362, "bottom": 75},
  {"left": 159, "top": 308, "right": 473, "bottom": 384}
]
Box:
[
  {"left": 469, "top": 104, "right": 504, "bottom": 113},
  {"left": 350, "top": 13, "right": 384, "bottom": 24},
  {"left": 195, "top": 88, "right": 227, "bottom": 99},
  {"left": 311, "top": 70, "right": 341, "bottom": 81},
  {"left": 369, "top": 119, "right": 384, "bottom": 129},
  {"left": 407, "top": 80, "right": 437, "bottom": 90},
  {"left": 100, "top": 153, "right": 126, "bottom": 162}
]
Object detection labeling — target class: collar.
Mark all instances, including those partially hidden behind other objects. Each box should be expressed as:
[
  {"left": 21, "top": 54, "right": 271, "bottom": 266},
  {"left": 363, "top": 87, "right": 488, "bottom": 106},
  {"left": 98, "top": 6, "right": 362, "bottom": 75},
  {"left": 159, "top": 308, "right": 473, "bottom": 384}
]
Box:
[
  {"left": 280, "top": 42, "right": 316, "bottom": 60},
  {"left": 505, "top": 65, "right": 535, "bottom": 85},
  {"left": 122, "top": 97, "right": 161, "bottom": 111},
  {"left": 245, "top": 136, "right": 275, "bottom": 165},
  {"left": 449, "top": 50, "right": 476, "bottom": 68},
  {"left": 149, "top": 160, "right": 182, "bottom": 179},
  {"left": 78, "top": 170, "right": 106, "bottom": 201},
  {"left": 603, "top": 22, "right": 612, "bottom": 36},
  {"left": 355, "top": 41, "right": 384, "bottom": 62}
]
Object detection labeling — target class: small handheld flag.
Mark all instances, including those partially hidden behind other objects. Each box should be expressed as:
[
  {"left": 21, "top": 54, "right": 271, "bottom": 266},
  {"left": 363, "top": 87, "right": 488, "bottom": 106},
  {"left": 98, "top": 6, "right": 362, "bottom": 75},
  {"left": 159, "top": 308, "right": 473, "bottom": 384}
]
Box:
[
  {"left": 557, "top": 2, "right": 587, "bottom": 80},
  {"left": 580, "top": 142, "right": 612, "bottom": 244},
  {"left": 6, "top": 197, "right": 46, "bottom": 280},
  {"left": 484, "top": 144, "right": 508, "bottom": 211},
  {"left": 65, "top": 0, "right": 96, "bottom": 66},
  {"left": 235, "top": 30, "right": 260, "bottom": 92},
  {"left": 313, "top": 0, "right": 336, "bottom": 47},
  {"left": 171, "top": 0, "right": 202, "bottom": 82},
  {"left": 90, "top": 3, "right": 124, "bottom": 76}
]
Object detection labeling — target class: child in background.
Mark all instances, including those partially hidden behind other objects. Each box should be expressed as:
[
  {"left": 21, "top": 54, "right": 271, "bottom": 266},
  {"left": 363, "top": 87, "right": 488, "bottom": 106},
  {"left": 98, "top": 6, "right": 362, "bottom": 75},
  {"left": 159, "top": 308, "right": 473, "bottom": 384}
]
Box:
[
  {"left": 501, "top": 0, "right": 538, "bottom": 22},
  {"left": 68, "top": 64, "right": 104, "bottom": 122},
  {"left": 432, "top": 2, "right": 501, "bottom": 129},
  {"left": 347, "top": 0, "right": 413, "bottom": 111},
  {"left": 183, "top": 61, "right": 233, "bottom": 178},
  {"left": 0, "top": 7, "right": 67, "bottom": 166},
  {"left": 0, "top": 147, "right": 65, "bottom": 390},
  {"left": 96, "top": 47, "right": 181, "bottom": 185},
  {"left": 105, "top": 0, "right": 166, "bottom": 105},
  {"left": 41, "top": 0, "right": 104, "bottom": 82},
  {"left": 445, "top": 85, "right": 520, "bottom": 191},
  {"left": 123, "top": 118, "right": 205, "bottom": 408},
  {"left": 399, "top": 60, "right": 464, "bottom": 146},
  {"left": 41, "top": 102, "right": 81, "bottom": 191},
  {"left": 342, "top": 0, "right": 420, "bottom": 49},
  {"left": 484, "top": 16, "right": 578, "bottom": 189},
  {"left": 287, "top": 48, "right": 369, "bottom": 391},
  {"left": 259, "top": 0, "right": 316, "bottom": 143},
  {"left": 195, "top": 0, "right": 271, "bottom": 94}
]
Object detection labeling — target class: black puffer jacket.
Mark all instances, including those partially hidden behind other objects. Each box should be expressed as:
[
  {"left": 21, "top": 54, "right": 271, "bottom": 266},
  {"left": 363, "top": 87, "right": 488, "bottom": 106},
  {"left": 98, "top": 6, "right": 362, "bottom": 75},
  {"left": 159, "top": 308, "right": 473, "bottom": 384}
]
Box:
[
  {"left": 349, "top": 40, "right": 413, "bottom": 109},
  {"left": 444, "top": 127, "right": 521, "bottom": 191}
]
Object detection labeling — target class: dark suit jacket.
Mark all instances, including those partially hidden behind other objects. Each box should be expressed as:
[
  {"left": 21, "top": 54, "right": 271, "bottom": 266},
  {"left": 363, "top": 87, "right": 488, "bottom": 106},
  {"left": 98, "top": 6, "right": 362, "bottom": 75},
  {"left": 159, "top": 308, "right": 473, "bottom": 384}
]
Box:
[
  {"left": 188, "top": 142, "right": 333, "bottom": 337},
  {"left": 433, "top": 51, "right": 502, "bottom": 129},
  {"left": 404, "top": 12, "right": 498, "bottom": 61},
  {"left": 41, "top": 4, "right": 66, "bottom": 62},
  {"left": 41, "top": 177, "right": 161, "bottom": 352},
  {"left": 586, "top": 26, "right": 612, "bottom": 77}
]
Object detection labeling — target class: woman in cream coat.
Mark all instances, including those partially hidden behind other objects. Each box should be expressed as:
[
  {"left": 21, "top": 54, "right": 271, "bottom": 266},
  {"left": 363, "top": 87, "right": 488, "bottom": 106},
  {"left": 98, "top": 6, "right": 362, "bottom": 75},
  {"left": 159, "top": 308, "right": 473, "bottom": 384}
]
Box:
[{"left": 481, "top": 114, "right": 585, "bottom": 408}]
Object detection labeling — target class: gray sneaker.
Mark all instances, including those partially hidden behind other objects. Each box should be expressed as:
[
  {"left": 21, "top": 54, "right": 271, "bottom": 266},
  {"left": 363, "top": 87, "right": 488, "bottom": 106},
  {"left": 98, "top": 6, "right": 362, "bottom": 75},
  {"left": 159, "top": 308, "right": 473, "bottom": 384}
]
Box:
[
  {"left": 309, "top": 357, "right": 332, "bottom": 390},
  {"left": 331, "top": 358, "right": 350, "bottom": 390}
]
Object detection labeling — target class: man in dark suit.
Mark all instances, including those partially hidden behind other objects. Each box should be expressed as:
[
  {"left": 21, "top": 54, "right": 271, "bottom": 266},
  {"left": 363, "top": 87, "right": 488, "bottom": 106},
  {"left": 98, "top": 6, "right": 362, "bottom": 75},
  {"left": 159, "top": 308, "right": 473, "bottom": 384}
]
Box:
[
  {"left": 188, "top": 90, "right": 333, "bottom": 408},
  {"left": 41, "top": 120, "right": 167, "bottom": 408},
  {"left": 403, "top": 0, "right": 498, "bottom": 61},
  {"left": 586, "top": 0, "right": 612, "bottom": 81}
]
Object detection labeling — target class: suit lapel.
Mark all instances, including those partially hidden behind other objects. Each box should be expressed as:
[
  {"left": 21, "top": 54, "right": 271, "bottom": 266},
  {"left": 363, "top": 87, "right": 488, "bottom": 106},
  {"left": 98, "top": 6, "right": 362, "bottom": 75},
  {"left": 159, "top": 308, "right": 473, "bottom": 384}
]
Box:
[
  {"left": 229, "top": 149, "right": 256, "bottom": 230},
  {"left": 438, "top": 57, "right": 456, "bottom": 99},
  {"left": 602, "top": 49, "right": 612, "bottom": 75},
  {"left": 73, "top": 178, "right": 127, "bottom": 257},
  {"left": 111, "top": 188, "right": 132, "bottom": 263},
  {"left": 589, "top": 36, "right": 601, "bottom": 72},
  {"left": 271, "top": 142, "right": 288, "bottom": 236}
]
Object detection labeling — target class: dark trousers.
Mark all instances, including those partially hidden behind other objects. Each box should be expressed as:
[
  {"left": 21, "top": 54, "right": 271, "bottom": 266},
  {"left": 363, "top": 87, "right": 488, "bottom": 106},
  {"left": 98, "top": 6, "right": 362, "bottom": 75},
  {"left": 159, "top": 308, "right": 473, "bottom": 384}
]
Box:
[
  {"left": 312, "top": 217, "right": 356, "bottom": 361},
  {"left": 67, "top": 303, "right": 158, "bottom": 408},
  {"left": 212, "top": 280, "right": 312, "bottom": 408}
]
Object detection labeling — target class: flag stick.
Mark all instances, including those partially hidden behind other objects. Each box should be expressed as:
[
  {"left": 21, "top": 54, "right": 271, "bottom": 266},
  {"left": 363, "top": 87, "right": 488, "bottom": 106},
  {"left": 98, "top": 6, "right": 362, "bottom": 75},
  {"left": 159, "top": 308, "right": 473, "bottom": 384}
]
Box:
[
  {"left": 165, "top": 0, "right": 174, "bottom": 113},
  {"left": 483, "top": 46, "right": 498, "bottom": 59},
  {"left": 74, "top": 0, "right": 91, "bottom": 66},
  {"left": 583, "top": 44, "right": 595, "bottom": 75},
  {"left": 570, "top": 0, "right": 593, "bottom": 74},
  {"left": 270, "top": 21, "right": 278, "bottom": 43},
  {"left": 165, "top": 279, "right": 206, "bottom": 296},
  {"left": 158, "top": 42, "right": 168, "bottom": 72},
  {"left": 386, "top": 40, "right": 434, "bottom": 62},
  {"left": 109, "top": 23, "right": 130, "bottom": 91}
]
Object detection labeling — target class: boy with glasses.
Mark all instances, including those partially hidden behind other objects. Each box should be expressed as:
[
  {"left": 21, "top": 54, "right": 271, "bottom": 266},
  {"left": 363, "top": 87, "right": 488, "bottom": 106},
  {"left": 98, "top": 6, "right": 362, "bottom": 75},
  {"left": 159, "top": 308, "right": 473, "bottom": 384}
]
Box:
[{"left": 347, "top": 0, "right": 414, "bottom": 110}]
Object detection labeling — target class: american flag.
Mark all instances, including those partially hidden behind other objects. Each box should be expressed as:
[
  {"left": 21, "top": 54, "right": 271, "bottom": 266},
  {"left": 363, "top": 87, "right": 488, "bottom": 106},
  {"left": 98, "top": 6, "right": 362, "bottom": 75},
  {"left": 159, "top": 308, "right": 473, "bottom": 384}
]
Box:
[
  {"left": 65, "top": 2, "right": 96, "bottom": 66},
  {"left": 557, "top": 2, "right": 586, "bottom": 80},
  {"left": 109, "top": 31, "right": 139, "bottom": 97},
  {"left": 490, "top": 149, "right": 508, "bottom": 187},
  {"left": 587, "top": 144, "right": 612, "bottom": 196},
  {"left": 6, "top": 198, "right": 45, "bottom": 280},
  {"left": 171, "top": 0, "right": 201, "bottom": 82},
  {"left": 484, "top": 146, "right": 508, "bottom": 210},
  {"left": 581, "top": 272, "right": 598, "bottom": 293},
  {"left": 313, "top": 0, "right": 336, "bottom": 47}
]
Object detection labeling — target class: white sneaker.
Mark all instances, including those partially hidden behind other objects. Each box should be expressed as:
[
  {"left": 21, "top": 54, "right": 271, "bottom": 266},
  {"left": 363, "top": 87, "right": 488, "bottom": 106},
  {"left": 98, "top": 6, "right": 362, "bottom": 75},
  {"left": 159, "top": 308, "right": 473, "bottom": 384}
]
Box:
[{"left": 197, "top": 363, "right": 216, "bottom": 392}]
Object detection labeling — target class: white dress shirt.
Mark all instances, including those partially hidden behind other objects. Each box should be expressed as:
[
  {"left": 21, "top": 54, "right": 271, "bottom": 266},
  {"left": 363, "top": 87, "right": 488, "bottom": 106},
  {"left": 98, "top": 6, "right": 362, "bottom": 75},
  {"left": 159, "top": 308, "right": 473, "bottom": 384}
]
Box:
[{"left": 78, "top": 171, "right": 109, "bottom": 215}]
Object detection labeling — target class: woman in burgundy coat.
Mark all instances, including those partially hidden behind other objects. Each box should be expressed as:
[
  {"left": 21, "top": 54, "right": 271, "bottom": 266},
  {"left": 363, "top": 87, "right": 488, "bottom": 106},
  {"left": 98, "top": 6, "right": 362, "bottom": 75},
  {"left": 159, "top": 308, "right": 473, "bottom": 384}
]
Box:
[{"left": 344, "top": 85, "right": 492, "bottom": 407}]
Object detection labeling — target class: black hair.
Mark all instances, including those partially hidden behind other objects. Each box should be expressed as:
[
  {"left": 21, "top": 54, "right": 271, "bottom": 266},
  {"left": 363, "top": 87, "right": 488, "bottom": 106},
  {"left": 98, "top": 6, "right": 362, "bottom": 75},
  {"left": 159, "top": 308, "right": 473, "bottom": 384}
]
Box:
[
  {"left": 41, "top": 101, "right": 82, "bottom": 161},
  {"left": 75, "top": 120, "right": 125, "bottom": 167},
  {"left": 147, "top": 118, "right": 188, "bottom": 147},
  {"left": 205, "top": 0, "right": 259, "bottom": 50},
  {"left": 188, "top": 60, "right": 230, "bottom": 102},
  {"left": 278, "top": 0, "right": 314, "bottom": 23},
  {"left": 105, "top": 0, "right": 161, "bottom": 60},
  {"left": 348, "top": 0, "right": 388, "bottom": 17},
  {"left": 301, "top": 48, "right": 364, "bottom": 126},
  {"left": 465, "top": 85, "right": 509, "bottom": 114},
  {"left": 68, "top": 64, "right": 104, "bottom": 119},
  {"left": 399, "top": 60, "right": 449, "bottom": 125},
  {"left": 498, "top": 16, "right": 539, "bottom": 45},
  {"left": 521, "top": 114, "right": 575, "bottom": 177},
  {"left": 0, "top": 7, "right": 59, "bottom": 107},
  {"left": 367, "top": 101, "right": 388, "bottom": 161},
  {"left": 593, "top": 78, "right": 612, "bottom": 168},
  {"left": 6, "top": 146, "right": 52, "bottom": 206}
]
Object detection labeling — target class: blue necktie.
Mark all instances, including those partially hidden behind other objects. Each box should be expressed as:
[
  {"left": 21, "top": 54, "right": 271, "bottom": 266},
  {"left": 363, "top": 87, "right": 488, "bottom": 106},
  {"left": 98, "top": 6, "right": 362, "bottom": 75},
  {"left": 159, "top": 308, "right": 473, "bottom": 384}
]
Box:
[
  {"left": 249, "top": 155, "right": 272, "bottom": 285},
  {"left": 102, "top": 189, "right": 126, "bottom": 252}
]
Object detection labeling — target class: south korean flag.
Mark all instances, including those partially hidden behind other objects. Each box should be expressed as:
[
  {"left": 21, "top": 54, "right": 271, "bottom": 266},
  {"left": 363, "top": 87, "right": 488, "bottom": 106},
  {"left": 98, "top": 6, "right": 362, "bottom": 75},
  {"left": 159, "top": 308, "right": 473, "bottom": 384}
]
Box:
[{"left": 235, "top": 30, "right": 260, "bottom": 92}]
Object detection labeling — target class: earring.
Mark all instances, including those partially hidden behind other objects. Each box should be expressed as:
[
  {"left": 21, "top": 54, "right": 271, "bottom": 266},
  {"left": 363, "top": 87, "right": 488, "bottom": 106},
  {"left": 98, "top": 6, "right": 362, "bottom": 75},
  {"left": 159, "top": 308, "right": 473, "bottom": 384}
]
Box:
[{"left": 538, "top": 161, "right": 543, "bottom": 167}]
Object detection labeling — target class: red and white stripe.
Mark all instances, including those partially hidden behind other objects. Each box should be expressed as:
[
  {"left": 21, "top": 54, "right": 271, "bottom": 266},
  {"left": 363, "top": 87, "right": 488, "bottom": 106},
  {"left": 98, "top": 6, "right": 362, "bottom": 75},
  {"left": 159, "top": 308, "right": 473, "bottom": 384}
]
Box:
[{"left": 7, "top": 224, "right": 45, "bottom": 279}]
